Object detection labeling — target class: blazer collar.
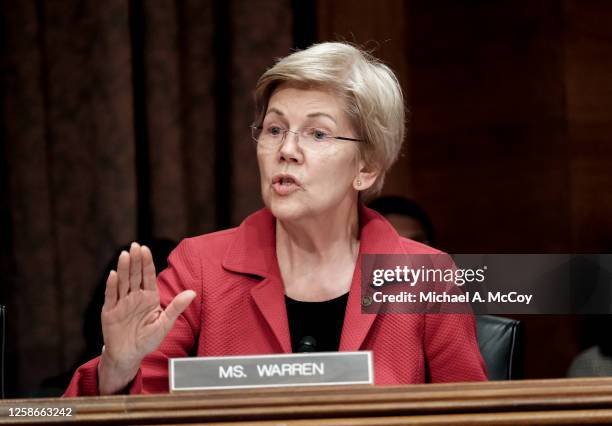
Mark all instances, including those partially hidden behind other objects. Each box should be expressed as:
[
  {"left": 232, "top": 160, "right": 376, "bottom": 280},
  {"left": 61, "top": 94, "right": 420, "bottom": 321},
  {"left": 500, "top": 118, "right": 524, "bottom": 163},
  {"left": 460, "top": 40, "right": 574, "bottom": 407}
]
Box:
[
  {"left": 222, "top": 205, "right": 408, "bottom": 352},
  {"left": 340, "top": 205, "right": 409, "bottom": 351},
  {"left": 222, "top": 208, "right": 278, "bottom": 277}
]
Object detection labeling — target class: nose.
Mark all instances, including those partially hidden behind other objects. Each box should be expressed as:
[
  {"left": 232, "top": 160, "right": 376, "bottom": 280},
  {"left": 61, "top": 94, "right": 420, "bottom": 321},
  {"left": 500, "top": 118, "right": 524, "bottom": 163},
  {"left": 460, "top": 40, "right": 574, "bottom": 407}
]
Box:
[{"left": 278, "top": 130, "right": 303, "bottom": 164}]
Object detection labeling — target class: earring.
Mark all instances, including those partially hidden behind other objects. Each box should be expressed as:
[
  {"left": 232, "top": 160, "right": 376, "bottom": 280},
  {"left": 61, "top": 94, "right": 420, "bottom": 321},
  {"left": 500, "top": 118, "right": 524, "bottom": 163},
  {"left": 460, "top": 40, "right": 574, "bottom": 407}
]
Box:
[{"left": 356, "top": 178, "right": 362, "bottom": 187}]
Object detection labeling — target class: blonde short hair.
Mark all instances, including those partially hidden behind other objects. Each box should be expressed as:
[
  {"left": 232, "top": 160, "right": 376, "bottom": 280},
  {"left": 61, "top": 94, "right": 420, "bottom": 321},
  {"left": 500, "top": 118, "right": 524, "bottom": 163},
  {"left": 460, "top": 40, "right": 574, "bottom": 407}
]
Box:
[{"left": 253, "top": 42, "right": 406, "bottom": 200}]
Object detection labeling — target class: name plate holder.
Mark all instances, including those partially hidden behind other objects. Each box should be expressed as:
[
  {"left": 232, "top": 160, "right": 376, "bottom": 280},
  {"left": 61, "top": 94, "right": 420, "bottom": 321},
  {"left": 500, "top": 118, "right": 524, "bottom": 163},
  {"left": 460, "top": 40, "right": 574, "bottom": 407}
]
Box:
[{"left": 170, "top": 351, "right": 373, "bottom": 391}]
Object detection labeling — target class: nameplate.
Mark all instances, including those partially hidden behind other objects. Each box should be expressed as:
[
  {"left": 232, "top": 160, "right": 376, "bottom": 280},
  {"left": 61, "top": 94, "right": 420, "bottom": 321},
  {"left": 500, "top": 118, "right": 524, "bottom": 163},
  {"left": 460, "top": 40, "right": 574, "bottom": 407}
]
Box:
[{"left": 169, "top": 351, "right": 373, "bottom": 391}]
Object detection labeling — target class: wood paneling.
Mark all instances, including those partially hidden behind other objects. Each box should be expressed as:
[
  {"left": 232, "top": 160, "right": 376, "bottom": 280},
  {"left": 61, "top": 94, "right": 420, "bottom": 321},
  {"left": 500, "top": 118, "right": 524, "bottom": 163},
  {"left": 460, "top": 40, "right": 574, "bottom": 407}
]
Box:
[
  {"left": 564, "top": 0, "right": 612, "bottom": 251},
  {"left": 407, "top": 1, "right": 570, "bottom": 253},
  {"left": 4, "top": 379, "right": 612, "bottom": 424},
  {"left": 317, "top": 0, "right": 412, "bottom": 196},
  {"left": 316, "top": 1, "right": 612, "bottom": 379}
]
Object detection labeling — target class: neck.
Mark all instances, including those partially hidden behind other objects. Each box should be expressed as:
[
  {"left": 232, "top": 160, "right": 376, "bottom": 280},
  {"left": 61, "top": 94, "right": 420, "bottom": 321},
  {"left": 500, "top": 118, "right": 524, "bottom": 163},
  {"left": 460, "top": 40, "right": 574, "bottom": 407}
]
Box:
[
  {"left": 277, "top": 203, "right": 360, "bottom": 260},
  {"left": 276, "top": 200, "right": 361, "bottom": 300}
]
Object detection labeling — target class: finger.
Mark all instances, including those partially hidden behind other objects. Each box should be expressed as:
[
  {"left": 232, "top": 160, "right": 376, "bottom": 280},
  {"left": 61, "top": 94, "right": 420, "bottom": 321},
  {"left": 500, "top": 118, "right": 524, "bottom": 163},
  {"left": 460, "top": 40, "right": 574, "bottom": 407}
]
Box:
[
  {"left": 129, "top": 242, "right": 142, "bottom": 293},
  {"left": 117, "top": 251, "right": 130, "bottom": 298},
  {"left": 163, "top": 290, "right": 196, "bottom": 324},
  {"left": 103, "top": 270, "right": 118, "bottom": 310},
  {"left": 141, "top": 245, "right": 157, "bottom": 291}
]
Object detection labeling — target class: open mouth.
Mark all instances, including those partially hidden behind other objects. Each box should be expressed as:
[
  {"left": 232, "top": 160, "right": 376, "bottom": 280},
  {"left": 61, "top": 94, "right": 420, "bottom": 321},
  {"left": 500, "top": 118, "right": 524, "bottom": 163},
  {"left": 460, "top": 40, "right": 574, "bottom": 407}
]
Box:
[
  {"left": 272, "top": 174, "right": 301, "bottom": 194},
  {"left": 274, "top": 176, "right": 297, "bottom": 186}
]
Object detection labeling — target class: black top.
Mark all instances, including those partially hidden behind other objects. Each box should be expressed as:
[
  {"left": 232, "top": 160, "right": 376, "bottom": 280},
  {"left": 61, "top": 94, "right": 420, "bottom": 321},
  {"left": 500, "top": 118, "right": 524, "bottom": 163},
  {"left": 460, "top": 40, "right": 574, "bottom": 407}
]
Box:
[{"left": 285, "top": 292, "right": 349, "bottom": 352}]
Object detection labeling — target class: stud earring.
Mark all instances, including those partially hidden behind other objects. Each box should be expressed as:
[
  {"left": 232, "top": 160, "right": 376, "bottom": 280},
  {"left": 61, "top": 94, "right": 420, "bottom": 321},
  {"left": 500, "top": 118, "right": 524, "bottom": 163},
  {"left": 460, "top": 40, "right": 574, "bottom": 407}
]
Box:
[{"left": 356, "top": 178, "right": 362, "bottom": 187}]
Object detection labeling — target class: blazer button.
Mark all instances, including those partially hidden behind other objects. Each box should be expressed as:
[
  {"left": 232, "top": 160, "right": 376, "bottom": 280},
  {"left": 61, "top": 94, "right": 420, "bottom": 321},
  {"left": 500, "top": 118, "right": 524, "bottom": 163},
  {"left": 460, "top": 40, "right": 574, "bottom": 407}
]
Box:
[{"left": 362, "top": 295, "right": 373, "bottom": 307}]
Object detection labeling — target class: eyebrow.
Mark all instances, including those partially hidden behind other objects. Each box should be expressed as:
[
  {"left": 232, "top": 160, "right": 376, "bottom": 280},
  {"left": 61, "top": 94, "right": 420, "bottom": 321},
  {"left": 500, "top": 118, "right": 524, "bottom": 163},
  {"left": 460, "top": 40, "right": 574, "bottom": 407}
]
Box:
[
  {"left": 307, "top": 112, "right": 337, "bottom": 124},
  {"left": 265, "top": 108, "right": 337, "bottom": 124}
]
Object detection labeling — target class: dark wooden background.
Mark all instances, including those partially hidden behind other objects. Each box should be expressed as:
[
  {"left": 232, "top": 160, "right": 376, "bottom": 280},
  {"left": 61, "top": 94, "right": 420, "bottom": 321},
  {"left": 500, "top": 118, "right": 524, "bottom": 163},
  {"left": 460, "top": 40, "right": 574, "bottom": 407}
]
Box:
[
  {"left": 317, "top": 0, "right": 612, "bottom": 380},
  {"left": 1, "top": 0, "right": 611, "bottom": 396}
]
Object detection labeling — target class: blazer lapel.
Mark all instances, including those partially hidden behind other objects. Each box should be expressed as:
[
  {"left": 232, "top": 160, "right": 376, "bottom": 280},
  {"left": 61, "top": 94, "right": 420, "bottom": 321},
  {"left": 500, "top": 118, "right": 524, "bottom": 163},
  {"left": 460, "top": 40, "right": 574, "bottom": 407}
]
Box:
[
  {"left": 222, "top": 209, "right": 292, "bottom": 353},
  {"left": 250, "top": 275, "right": 292, "bottom": 353},
  {"left": 339, "top": 204, "right": 410, "bottom": 351},
  {"left": 339, "top": 255, "right": 377, "bottom": 351}
]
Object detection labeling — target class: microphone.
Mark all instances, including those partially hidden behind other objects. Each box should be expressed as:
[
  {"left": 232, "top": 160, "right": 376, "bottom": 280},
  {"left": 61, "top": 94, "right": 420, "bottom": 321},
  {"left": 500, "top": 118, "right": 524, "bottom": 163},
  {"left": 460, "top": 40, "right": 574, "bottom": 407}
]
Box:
[{"left": 297, "top": 336, "right": 317, "bottom": 352}]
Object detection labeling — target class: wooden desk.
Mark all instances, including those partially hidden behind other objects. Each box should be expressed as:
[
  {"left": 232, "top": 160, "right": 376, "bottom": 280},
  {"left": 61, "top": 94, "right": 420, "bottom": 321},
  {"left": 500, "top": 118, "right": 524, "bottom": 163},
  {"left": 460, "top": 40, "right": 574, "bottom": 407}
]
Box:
[{"left": 2, "top": 378, "right": 612, "bottom": 425}]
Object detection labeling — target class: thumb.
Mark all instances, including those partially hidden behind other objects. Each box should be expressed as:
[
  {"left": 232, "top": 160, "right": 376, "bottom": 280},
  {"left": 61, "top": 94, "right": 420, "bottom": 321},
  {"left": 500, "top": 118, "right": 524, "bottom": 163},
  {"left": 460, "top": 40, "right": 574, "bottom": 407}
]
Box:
[{"left": 164, "top": 290, "right": 197, "bottom": 323}]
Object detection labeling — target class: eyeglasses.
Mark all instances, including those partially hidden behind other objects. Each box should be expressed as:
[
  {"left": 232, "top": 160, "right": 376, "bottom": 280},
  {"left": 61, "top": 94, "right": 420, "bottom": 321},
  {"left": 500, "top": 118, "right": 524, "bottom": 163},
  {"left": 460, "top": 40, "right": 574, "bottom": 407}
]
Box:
[{"left": 250, "top": 124, "right": 362, "bottom": 150}]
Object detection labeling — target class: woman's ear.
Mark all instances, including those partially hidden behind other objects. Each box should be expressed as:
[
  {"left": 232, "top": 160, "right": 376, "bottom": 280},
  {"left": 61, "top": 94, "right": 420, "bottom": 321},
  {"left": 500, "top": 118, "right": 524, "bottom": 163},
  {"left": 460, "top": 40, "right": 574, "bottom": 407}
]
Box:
[{"left": 353, "top": 160, "right": 379, "bottom": 191}]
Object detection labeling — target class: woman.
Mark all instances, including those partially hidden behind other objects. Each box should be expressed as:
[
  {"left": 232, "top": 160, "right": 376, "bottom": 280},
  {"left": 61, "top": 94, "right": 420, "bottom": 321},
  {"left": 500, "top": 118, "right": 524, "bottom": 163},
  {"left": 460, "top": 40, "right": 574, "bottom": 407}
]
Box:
[{"left": 64, "top": 42, "right": 486, "bottom": 396}]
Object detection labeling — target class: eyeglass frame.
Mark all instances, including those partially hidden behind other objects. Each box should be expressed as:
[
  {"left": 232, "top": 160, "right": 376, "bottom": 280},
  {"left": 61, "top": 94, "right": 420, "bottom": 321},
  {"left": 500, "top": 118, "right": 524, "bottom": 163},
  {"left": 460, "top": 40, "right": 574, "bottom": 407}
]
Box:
[{"left": 250, "top": 124, "right": 363, "bottom": 146}]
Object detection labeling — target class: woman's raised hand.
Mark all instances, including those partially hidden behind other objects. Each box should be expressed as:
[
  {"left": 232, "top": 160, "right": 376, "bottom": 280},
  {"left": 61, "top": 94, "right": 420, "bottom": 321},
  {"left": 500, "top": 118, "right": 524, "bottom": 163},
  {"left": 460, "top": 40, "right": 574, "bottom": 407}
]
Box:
[{"left": 97, "top": 242, "right": 196, "bottom": 395}]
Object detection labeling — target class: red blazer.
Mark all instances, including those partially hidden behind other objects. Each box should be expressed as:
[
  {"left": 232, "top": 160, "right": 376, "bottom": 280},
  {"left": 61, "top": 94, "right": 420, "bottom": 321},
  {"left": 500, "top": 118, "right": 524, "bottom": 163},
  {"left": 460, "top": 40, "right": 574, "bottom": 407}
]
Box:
[{"left": 64, "top": 206, "right": 487, "bottom": 396}]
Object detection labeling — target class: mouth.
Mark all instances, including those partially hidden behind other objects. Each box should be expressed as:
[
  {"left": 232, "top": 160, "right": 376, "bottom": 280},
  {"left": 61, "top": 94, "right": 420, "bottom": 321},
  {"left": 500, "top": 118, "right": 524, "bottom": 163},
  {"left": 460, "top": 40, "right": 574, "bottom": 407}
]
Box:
[
  {"left": 272, "top": 174, "right": 301, "bottom": 186},
  {"left": 271, "top": 174, "right": 302, "bottom": 195}
]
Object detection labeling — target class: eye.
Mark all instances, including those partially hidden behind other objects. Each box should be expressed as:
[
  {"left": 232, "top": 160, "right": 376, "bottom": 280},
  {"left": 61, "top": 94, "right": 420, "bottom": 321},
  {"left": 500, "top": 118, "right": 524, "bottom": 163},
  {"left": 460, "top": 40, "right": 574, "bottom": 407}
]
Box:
[
  {"left": 310, "top": 128, "right": 330, "bottom": 142},
  {"left": 264, "top": 125, "right": 285, "bottom": 137}
]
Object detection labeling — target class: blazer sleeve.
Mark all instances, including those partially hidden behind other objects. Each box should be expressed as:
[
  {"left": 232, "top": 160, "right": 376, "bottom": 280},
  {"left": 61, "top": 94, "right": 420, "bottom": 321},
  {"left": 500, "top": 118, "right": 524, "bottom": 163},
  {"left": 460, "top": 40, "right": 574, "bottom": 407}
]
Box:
[
  {"left": 424, "top": 313, "right": 488, "bottom": 382},
  {"left": 63, "top": 239, "right": 203, "bottom": 397}
]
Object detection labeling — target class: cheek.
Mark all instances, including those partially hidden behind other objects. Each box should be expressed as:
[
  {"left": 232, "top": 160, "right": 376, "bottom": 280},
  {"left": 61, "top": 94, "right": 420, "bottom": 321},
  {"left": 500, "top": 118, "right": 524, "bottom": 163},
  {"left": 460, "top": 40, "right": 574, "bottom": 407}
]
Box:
[
  {"left": 256, "top": 150, "right": 272, "bottom": 198},
  {"left": 256, "top": 149, "right": 272, "bottom": 177},
  {"left": 315, "top": 149, "right": 358, "bottom": 184}
]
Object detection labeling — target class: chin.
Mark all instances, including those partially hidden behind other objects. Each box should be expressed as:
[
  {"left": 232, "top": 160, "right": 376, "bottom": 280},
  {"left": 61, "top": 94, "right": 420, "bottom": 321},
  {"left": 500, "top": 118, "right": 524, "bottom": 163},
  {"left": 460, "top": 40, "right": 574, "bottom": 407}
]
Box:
[
  {"left": 265, "top": 195, "right": 311, "bottom": 222},
  {"left": 268, "top": 201, "right": 307, "bottom": 222}
]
